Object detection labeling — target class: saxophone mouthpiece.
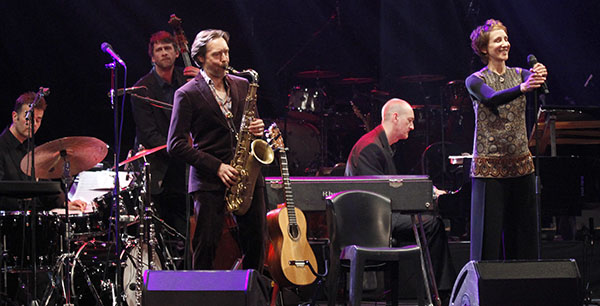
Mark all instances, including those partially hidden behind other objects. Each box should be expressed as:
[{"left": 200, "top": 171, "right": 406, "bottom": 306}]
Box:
[
  {"left": 226, "top": 66, "right": 259, "bottom": 83},
  {"left": 225, "top": 66, "right": 238, "bottom": 74}
]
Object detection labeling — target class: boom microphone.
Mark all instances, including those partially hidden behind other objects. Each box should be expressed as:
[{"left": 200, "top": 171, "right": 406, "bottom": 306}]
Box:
[
  {"left": 101, "top": 42, "right": 127, "bottom": 67},
  {"left": 108, "top": 86, "right": 147, "bottom": 97},
  {"left": 526, "top": 54, "right": 549, "bottom": 95}
]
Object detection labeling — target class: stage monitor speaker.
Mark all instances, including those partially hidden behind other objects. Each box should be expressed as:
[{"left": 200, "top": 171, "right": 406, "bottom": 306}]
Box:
[
  {"left": 143, "top": 269, "right": 270, "bottom": 306},
  {"left": 449, "top": 259, "right": 582, "bottom": 306}
]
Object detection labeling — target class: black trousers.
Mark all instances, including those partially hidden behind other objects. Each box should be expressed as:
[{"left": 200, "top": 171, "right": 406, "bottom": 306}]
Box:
[
  {"left": 191, "top": 187, "right": 266, "bottom": 271},
  {"left": 392, "top": 213, "right": 456, "bottom": 291},
  {"left": 470, "top": 173, "right": 538, "bottom": 261}
]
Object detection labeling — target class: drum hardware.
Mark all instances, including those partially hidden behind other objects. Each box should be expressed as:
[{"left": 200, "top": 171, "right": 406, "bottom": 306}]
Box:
[
  {"left": 0, "top": 181, "right": 62, "bottom": 305},
  {"left": 18, "top": 136, "right": 108, "bottom": 305}
]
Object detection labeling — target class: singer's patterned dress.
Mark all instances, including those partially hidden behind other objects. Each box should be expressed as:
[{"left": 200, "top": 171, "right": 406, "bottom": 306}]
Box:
[{"left": 465, "top": 66, "right": 538, "bottom": 261}]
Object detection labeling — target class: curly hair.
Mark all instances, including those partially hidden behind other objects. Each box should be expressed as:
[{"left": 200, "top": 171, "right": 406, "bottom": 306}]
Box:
[{"left": 470, "top": 19, "right": 508, "bottom": 64}]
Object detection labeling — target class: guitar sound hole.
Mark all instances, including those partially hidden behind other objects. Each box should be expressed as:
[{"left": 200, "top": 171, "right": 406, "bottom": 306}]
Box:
[{"left": 288, "top": 224, "right": 300, "bottom": 240}]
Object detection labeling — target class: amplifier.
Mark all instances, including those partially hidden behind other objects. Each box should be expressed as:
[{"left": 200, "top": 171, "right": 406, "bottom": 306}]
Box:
[{"left": 264, "top": 175, "right": 433, "bottom": 213}]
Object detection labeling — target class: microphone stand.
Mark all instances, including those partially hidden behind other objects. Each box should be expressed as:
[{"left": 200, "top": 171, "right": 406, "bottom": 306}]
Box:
[
  {"left": 106, "top": 60, "right": 123, "bottom": 305},
  {"left": 25, "top": 87, "right": 47, "bottom": 306},
  {"left": 532, "top": 88, "right": 545, "bottom": 259},
  {"left": 61, "top": 151, "right": 73, "bottom": 306}
]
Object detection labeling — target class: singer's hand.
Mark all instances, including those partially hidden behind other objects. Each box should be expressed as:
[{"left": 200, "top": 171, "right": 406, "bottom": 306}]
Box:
[
  {"left": 520, "top": 70, "right": 547, "bottom": 93},
  {"left": 184, "top": 66, "right": 201, "bottom": 79},
  {"left": 249, "top": 119, "right": 265, "bottom": 137},
  {"left": 530, "top": 63, "right": 548, "bottom": 78},
  {"left": 218, "top": 163, "right": 239, "bottom": 188}
]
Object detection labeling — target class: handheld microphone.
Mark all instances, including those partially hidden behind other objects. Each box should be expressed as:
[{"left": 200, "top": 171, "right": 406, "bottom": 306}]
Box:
[
  {"left": 107, "top": 86, "right": 147, "bottom": 97},
  {"left": 526, "top": 54, "right": 549, "bottom": 95},
  {"left": 101, "top": 42, "right": 127, "bottom": 67}
]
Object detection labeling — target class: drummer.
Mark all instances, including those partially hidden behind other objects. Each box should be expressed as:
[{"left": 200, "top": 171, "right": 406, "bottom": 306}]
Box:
[{"left": 0, "top": 91, "right": 86, "bottom": 211}]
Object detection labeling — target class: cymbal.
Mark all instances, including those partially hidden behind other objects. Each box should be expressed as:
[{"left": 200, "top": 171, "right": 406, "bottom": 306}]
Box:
[
  {"left": 446, "top": 79, "right": 465, "bottom": 86},
  {"left": 335, "top": 77, "right": 375, "bottom": 85},
  {"left": 397, "top": 74, "right": 445, "bottom": 83},
  {"left": 296, "top": 70, "right": 339, "bottom": 79},
  {"left": 118, "top": 144, "right": 167, "bottom": 167},
  {"left": 370, "top": 89, "right": 390, "bottom": 96},
  {"left": 20, "top": 137, "right": 108, "bottom": 179}
]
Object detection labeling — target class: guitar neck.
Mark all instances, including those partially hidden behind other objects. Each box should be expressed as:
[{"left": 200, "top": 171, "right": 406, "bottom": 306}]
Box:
[{"left": 278, "top": 149, "right": 297, "bottom": 226}]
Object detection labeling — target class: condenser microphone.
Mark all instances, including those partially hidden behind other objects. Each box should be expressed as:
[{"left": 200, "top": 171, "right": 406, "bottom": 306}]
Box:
[
  {"left": 526, "top": 54, "right": 549, "bottom": 95},
  {"left": 108, "top": 86, "right": 148, "bottom": 97},
  {"left": 101, "top": 42, "right": 127, "bottom": 67}
]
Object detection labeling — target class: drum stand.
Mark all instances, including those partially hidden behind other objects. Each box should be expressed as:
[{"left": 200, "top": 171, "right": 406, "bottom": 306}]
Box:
[{"left": 40, "top": 243, "right": 106, "bottom": 306}]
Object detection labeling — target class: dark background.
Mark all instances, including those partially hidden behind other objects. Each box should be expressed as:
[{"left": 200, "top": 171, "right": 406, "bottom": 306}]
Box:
[{"left": 1, "top": 0, "right": 598, "bottom": 172}]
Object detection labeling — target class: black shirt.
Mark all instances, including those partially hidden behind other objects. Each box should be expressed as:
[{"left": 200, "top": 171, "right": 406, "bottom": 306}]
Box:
[{"left": 0, "top": 127, "right": 62, "bottom": 210}]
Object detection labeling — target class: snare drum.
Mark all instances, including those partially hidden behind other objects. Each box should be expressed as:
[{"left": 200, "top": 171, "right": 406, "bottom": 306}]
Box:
[
  {"left": 50, "top": 208, "right": 106, "bottom": 239},
  {"left": 0, "top": 210, "right": 58, "bottom": 270}
]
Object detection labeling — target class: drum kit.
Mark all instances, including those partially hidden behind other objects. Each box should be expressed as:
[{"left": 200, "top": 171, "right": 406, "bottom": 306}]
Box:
[
  {"left": 281, "top": 69, "right": 474, "bottom": 177},
  {"left": 0, "top": 137, "right": 177, "bottom": 305}
]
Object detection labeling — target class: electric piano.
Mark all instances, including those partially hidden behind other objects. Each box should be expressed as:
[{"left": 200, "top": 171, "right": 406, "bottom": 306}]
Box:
[{"left": 265, "top": 175, "right": 434, "bottom": 213}]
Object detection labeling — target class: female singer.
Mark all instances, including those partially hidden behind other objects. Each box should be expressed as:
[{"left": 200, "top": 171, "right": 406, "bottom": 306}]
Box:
[{"left": 466, "top": 19, "right": 547, "bottom": 260}]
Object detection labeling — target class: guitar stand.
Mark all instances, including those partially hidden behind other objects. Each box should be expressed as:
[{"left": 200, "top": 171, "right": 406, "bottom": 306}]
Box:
[{"left": 289, "top": 259, "right": 328, "bottom": 306}]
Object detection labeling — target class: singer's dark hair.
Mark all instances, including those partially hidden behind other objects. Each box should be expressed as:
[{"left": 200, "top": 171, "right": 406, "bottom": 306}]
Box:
[
  {"left": 190, "top": 29, "right": 230, "bottom": 67},
  {"left": 148, "top": 31, "right": 178, "bottom": 59},
  {"left": 13, "top": 92, "right": 47, "bottom": 113},
  {"left": 470, "top": 19, "right": 507, "bottom": 64}
]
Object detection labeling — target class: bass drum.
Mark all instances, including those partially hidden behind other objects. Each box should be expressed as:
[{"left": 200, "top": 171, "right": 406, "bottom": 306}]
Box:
[
  {"left": 69, "top": 240, "right": 117, "bottom": 305},
  {"left": 275, "top": 119, "right": 321, "bottom": 176},
  {"left": 123, "top": 242, "right": 164, "bottom": 306}
]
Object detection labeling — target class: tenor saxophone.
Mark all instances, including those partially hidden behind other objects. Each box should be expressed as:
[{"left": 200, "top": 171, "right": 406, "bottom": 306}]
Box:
[{"left": 225, "top": 67, "right": 274, "bottom": 215}]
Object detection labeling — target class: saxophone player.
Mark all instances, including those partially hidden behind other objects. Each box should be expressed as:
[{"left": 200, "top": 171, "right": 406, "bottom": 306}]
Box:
[{"left": 167, "top": 29, "right": 267, "bottom": 270}]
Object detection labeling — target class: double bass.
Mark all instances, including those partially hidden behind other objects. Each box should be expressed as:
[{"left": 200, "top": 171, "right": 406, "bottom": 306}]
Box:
[{"left": 168, "top": 14, "right": 193, "bottom": 67}]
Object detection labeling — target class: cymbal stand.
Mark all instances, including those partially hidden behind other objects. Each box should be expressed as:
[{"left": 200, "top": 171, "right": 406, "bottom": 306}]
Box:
[
  {"left": 126, "top": 161, "right": 181, "bottom": 305},
  {"left": 61, "top": 150, "right": 73, "bottom": 305},
  {"left": 318, "top": 85, "right": 329, "bottom": 170},
  {"left": 139, "top": 161, "right": 184, "bottom": 269},
  {"left": 40, "top": 152, "right": 91, "bottom": 305}
]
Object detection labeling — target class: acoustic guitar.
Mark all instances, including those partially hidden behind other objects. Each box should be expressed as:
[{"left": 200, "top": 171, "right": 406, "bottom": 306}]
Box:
[{"left": 265, "top": 123, "right": 317, "bottom": 287}]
